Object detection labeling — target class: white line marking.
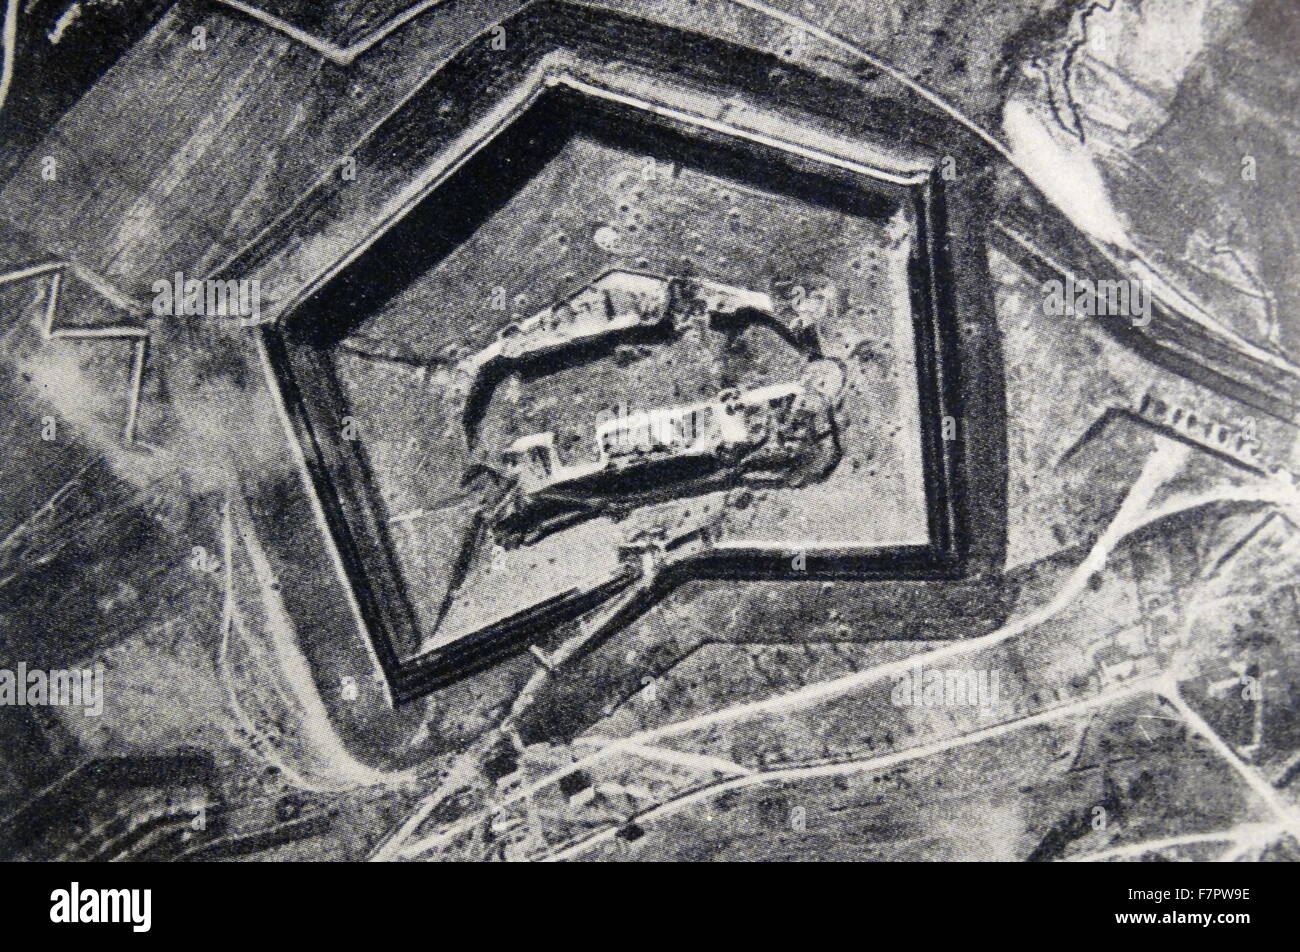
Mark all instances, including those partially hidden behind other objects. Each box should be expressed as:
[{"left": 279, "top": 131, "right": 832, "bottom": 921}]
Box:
[{"left": 216, "top": 0, "right": 452, "bottom": 66}]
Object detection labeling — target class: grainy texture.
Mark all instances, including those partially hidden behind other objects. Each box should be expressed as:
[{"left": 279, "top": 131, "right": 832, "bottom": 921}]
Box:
[{"left": 0, "top": 0, "right": 1296, "bottom": 867}]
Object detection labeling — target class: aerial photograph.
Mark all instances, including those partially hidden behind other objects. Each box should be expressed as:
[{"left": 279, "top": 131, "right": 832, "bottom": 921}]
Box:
[{"left": 0, "top": 0, "right": 1295, "bottom": 889}]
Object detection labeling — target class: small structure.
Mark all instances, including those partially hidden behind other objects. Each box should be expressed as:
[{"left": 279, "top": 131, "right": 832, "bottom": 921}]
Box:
[
  {"left": 466, "top": 270, "right": 679, "bottom": 379},
  {"left": 500, "top": 381, "right": 833, "bottom": 499}
]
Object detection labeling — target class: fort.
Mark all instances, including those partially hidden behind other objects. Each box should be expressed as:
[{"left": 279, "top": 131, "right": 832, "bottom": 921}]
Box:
[
  {"left": 457, "top": 269, "right": 830, "bottom": 444},
  {"left": 492, "top": 379, "right": 841, "bottom": 546}
]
